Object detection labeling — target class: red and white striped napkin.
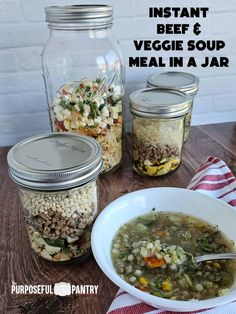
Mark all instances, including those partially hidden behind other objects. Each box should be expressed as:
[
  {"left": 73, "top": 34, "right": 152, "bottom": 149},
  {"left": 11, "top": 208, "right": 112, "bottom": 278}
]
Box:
[{"left": 107, "top": 156, "right": 236, "bottom": 314}]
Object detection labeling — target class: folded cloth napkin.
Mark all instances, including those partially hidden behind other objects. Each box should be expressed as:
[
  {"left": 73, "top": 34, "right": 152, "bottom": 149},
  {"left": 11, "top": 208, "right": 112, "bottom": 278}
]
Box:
[{"left": 107, "top": 156, "right": 236, "bottom": 314}]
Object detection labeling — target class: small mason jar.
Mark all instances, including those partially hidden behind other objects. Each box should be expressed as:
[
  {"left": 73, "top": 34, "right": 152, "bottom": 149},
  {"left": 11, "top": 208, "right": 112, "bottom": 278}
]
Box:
[
  {"left": 7, "top": 133, "right": 102, "bottom": 263},
  {"left": 147, "top": 72, "right": 199, "bottom": 142},
  {"left": 42, "top": 5, "right": 125, "bottom": 174},
  {"left": 130, "top": 88, "right": 191, "bottom": 177}
]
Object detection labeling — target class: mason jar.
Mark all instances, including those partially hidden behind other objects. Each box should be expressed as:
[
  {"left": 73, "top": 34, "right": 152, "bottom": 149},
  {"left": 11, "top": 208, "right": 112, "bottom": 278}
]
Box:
[
  {"left": 147, "top": 72, "right": 199, "bottom": 142},
  {"left": 42, "top": 5, "right": 125, "bottom": 174},
  {"left": 130, "top": 88, "right": 191, "bottom": 177},
  {"left": 7, "top": 133, "right": 102, "bottom": 263}
]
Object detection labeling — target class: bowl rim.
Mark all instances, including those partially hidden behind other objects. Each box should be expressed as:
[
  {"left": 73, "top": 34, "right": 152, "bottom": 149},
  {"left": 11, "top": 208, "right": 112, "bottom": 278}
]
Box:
[{"left": 91, "top": 187, "right": 236, "bottom": 312}]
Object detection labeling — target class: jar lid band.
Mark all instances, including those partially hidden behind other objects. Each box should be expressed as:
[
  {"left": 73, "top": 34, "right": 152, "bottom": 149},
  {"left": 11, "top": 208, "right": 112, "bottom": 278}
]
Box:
[
  {"left": 130, "top": 88, "right": 192, "bottom": 118},
  {"left": 45, "top": 5, "right": 113, "bottom": 30},
  {"left": 147, "top": 72, "right": 199, "bottom": 96},
  {"left": 7, "top": 133, "right": 102, "bottom": 191}
]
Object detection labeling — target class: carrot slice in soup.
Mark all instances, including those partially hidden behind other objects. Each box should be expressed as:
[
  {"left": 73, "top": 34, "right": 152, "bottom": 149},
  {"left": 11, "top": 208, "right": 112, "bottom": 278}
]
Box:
[{"left": 145, "top": 256, "right": 165, "bottom": 268}]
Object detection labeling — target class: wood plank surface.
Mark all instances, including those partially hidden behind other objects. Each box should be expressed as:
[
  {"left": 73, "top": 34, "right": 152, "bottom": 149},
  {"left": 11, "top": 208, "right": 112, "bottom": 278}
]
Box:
[{"left": 0, "top": 123, "right": 236, "bottom": 314}]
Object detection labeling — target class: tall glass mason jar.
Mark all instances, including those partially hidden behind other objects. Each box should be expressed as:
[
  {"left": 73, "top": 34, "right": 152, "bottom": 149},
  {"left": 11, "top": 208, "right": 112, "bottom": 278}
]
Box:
[
  {"left": 42, "top": 5, "right": 125, "bottom": 174},
  {"left": 147, "top": 72, "right": 199, "bottom": 142},
  {"left": 7, "top": 133, "right": 102, "bottom": 263},
  {"left": 130, "top": 88, "right": 191, "bottom": 177}
]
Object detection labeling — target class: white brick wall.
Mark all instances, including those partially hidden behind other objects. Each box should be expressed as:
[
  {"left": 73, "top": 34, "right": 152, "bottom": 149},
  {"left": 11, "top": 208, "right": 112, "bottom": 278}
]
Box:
[{"left": 0, "top": 0, "right": 236, "bottom": 146}]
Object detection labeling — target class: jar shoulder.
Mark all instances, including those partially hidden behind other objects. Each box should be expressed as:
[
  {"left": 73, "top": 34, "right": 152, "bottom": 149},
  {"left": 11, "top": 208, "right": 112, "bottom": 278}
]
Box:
[{"left": 43, "top": 35, "right": 123, "bottom": 59}]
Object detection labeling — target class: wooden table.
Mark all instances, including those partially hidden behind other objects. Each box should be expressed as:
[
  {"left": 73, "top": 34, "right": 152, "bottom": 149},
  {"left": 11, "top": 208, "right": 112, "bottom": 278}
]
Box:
[{"left": 0, "top": 123, "right": 236, "bottom": 314}]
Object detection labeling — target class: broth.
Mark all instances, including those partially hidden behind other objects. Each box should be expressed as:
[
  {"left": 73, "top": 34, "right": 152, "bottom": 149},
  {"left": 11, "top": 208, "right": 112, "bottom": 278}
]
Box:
[{"left": 111, "top": 211, "right": 236, "bottom": 301}]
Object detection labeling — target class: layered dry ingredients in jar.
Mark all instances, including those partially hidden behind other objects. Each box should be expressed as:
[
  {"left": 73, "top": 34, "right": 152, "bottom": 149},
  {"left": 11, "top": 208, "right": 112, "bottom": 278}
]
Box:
[
  {"left": 51, "top": 79, "right": 123, "bottom": 173},
  {"left": 7, "top": 133, "right": 102, "bottom": 263},
  {"left": 147, "top": 72, "right": 199, "bottom": 142},
  {"left": 20, "top": 181, "right": 97, "bottom": 262},
  {"left": 132, "top": 116, "right": 182, "bottom": 176},
  {"left": 42, "top": 5, "right": 125, "bottom": 173},
  {"left": 130, "top": 88, "right": 191, "bottom": 176}
]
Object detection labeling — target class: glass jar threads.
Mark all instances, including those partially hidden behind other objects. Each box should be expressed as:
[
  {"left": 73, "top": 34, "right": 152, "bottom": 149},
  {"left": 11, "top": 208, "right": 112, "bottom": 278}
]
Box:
[
  {"left": 42, "top": 5, "right": 125, "bottom": 174},
  {"left": 130, "top": 88, "right": 191, "bottom": 177},
  {"left": 147, "top": 72, "right": 199, "bottom": 142},
  {"left": 7, "top": 133, "right": 102, "bottom": 263}
]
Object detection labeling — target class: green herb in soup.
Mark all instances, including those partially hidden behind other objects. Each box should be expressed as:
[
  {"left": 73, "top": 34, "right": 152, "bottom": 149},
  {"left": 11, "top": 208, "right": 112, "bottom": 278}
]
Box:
[{"left": 111, "top": 212, "right": 236, "bottom": 301}]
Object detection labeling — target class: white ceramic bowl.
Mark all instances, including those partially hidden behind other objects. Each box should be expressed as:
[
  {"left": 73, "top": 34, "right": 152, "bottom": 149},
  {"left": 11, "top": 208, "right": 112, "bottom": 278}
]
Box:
[{"left": 91, "top": 187, "right": 236, "bottom": 312}]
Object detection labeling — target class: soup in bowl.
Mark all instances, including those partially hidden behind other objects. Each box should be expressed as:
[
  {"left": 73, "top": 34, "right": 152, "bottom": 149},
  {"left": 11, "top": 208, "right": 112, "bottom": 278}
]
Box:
[
  {"left": 91, "top": 188, "right": 236, "bottom": 312},
  {"left": 111, "top": 211, "right": 235, "bottom": 301}
]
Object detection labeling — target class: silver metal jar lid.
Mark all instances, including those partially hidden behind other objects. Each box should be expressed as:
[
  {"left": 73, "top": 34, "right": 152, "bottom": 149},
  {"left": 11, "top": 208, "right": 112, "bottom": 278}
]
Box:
[
  {"left": 130, "top": 88, "right": 192, "bottom": 118},
  {"left": 45, "top": 5, "right": 113, "bottom": 30},
  {"left": 7, "top": 133, "right": 102, "bottom": 191},
  {"left": 147, "top": 72, "right": 199, "bottom": 96}
]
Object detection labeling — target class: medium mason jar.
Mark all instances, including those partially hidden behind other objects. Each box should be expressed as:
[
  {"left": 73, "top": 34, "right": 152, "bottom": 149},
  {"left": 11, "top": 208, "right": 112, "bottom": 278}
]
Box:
[
  {"left": 7, "top": 133, "right": 102, "bottom": 263},
  {"left": 130, "top": 88, "right": 191, "bottom": 177},
  {"left": 42, "top": 5, "right": 125, "bottom": 174},
  {"left": 147, "top": 72, "right": 199, "bottom": 142}
]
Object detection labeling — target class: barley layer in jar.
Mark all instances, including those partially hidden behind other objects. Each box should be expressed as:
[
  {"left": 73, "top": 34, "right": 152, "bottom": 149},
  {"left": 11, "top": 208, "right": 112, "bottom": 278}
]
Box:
[
  {"left": 19, "top": 181, "right": 98, "bottom": 262},
  {"left": 51, "top": 79, "right": 123, "bottom": 173},
  {"left": 132, "top": 116, "right": 183, "bottom": 176}
]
